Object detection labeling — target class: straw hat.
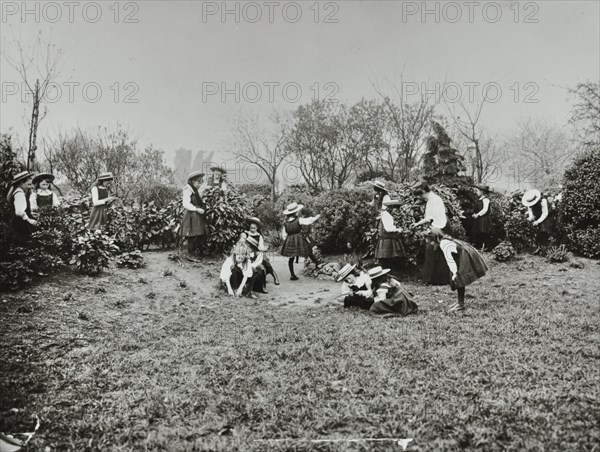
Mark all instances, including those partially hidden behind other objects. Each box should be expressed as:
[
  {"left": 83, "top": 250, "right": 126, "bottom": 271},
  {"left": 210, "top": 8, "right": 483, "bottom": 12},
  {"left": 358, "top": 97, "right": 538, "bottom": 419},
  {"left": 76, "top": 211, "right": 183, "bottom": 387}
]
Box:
[
  {"left": 187, "top": 171, "right": 205, "bottom": 182},
  {"left": 475, "top": 184, "right": 491, "bottom": 193},
  {"left": 247, "top": 217, "right": 262, "bottom": 226},
  {"left": 32, "top": 173, "right": 55, "bottom": 186},
  {"left": 98, "top": 172, "right": 114, "bottom": 182},
  {"left": 11, "top": 171, "right": 33, "bottom": 186},
  {"left": 283, "top": 202, "right": 303, "bottom": 215},
  {"left": 336, "top": 263, "right": 357, "bottom": 282},
  {"left": 245, "top": 236, "right": 261, "bottom": 250},
  {"left": 522, "top": 189, "right": 541, "bottom": 207},
  {"left": 367, "top": 266, "right": 391, "bottom": 279},
  {"left": 368, "top": 180, "right": 388, "bottom": 192},
  {"left": 383, "top": 199, "right": 402, "bottom": 208}
]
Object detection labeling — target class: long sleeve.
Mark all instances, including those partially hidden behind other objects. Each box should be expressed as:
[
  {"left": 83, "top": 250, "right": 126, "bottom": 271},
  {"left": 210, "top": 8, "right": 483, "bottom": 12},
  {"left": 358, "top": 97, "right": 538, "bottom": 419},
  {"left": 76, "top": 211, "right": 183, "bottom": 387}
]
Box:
[
  {"left": 220, "top": 257, "right": 233, "bottom": 282},
  {"left": 182, "top": 187, "right": 196, "bottom": 212},
  {"left": 527, "top": 207, "right": 535, "bottom": 221},
  {"left": 52, "top": 193, "right": 60, "bottom": 207},
  {"left": 299, "top": 216, "right": 319, "bottom": 226},
  {"left": 251, "top": 252, "right": 264, "bottom": 269},
  {"left": 475, "top": 198, "right": 490, "bottom": 216},
  {"left": 537, "top": 199, "right": 549, "bottom": 223},
  {"left": 281, "top": 225, "right": 288, "bottom": 240},
  {"left": 381, "top": 211, "right": 401, "bottom": 233},
  {"left": 13, "top": 190, "right": 30, "bottom": 220},
  {"left": 258, "top": 235, "right": 266, "bottom": 251},
  {"left": 440, "top": 239, "right": 458, "bottom": 276},
  {"left": 29, "top": 192, "right": 38, "bottom": 211},
  {"left": 91, "top": 186, "right": 107, "bottom": 207},
  {"left": 425, "top": 193, "right": 447, "bottom": 228}
]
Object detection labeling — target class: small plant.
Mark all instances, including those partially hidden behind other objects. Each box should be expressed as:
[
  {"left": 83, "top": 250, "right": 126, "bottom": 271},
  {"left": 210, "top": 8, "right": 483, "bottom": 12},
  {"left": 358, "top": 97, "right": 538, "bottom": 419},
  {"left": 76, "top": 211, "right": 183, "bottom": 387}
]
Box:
[
  {"left": 70, "top": 230, "right": 120, "bottom": 276},
  {"left": 493, "top": 241, "right": 517, "bottom": 262},
  {"left": 116, "top": 250, "right": 146, "bottom": 269},
  {"left": 546, "top": 244, "right": 571, "bottom": 263}
]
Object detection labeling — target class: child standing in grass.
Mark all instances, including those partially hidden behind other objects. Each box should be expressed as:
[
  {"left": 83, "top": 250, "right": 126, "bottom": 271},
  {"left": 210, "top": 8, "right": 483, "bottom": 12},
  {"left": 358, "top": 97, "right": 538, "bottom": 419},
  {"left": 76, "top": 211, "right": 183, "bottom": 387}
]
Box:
[
  {"left": 181, "top": 171, "right": 208, "bottom": 262},
  {"left": 88, "top": 172, "right": 117, "bottom": 230},
  {"left": 429, "top": 227, "right": 488, "bottom": 313},
  {"left": 280, "top": 202, "right": 321, "bottom": 281}
]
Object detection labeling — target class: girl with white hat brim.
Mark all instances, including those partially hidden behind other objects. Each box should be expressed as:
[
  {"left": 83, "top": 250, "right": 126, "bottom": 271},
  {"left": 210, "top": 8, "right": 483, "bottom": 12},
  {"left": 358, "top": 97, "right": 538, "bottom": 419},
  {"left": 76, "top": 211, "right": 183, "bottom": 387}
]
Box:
[
  {"left": 7, "top": 171, "right": 37, "bottom": 243},
  {"left": 181, "top": 171, "right": 208, "bottom": 262},
  {"left": 522, "top": 189, "right": 554, "bottom": 254},
  {"left": 87, "top": 172, "right": 118, "bottom": 231},
  {"left": 280, "top": 202, "right": 321, "bottom": 280}
]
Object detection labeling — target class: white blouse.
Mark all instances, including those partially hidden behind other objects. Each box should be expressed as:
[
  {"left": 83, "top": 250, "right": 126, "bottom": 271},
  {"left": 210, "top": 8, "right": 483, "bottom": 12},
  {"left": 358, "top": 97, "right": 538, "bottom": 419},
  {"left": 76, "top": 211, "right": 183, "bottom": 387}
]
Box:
[
  {"left": 91, "top": 186, "right": 109, "bottom": 207},
  {"left": 182, "top": 185, "right": 199, "bottom": 212},
  {"left": 527, "top": 198, "right": 549, "bottom": 223},
  {"left": 380, "top": 210, "right": 402, "bottom": 233},
  {"left": 13, "top": 188, "right": 30, "bottom": 220},
  {"left": 220, "top": 256, "right": 253, "bottom": 282},
  {"left": 474, "top": 197, "right": 490, "bottom": 217},
  {"left": 281, "top": 216, "right": 319, "bottom": 240},
  {"left": 425, "top": 191, "right": 447, "bottom": 229},
  {"left": 30, "top": 189, "right": 60, "bottom": 210}
]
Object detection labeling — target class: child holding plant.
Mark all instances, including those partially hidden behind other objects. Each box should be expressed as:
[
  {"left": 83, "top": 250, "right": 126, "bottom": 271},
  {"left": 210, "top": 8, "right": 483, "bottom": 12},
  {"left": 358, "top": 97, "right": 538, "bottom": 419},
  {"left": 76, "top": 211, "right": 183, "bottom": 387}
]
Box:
[
  {"left": 280, "top": 202, "right": 321, "bottom": 281},
  {"left": 220, "top": 241, "right": 256, "bottom": 298},
  {"left": 428, "top": 227, "right": 488, "bottom": 313},
  {"left": 7, "top": 171, "right": 37, "bottom": 243},
  {"left": 87, "top": 172, "right": 117, "bottom": 230}
]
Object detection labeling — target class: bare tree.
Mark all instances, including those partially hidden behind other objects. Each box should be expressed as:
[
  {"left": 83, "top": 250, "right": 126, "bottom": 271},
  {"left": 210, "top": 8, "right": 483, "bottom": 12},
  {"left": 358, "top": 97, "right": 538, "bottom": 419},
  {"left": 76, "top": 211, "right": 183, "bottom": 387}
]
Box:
[
  {"left": 231, "top": 109, "right": 292, "bottom": 201},
  {"left": 3, "top": 31, "right": 64, "bottom": 171},
  {"left": 505, "top": 118, "right": 577, "bottom": 189},
  {"left": 445, "top": 98, "right": 501, "bottom": 183},
  {"left": 371, "top": 76, "right": 437, "bottom": 182},
  {"left": 568, "top": 81, "right": 600, "bottom": 148}
]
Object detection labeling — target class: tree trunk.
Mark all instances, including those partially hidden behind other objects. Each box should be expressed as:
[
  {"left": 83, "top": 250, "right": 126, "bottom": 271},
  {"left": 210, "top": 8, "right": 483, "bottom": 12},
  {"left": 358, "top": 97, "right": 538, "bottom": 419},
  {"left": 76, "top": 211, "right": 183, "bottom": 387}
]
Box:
[{"left": 27, "top": 79, "right": 41, "bottom": 171}]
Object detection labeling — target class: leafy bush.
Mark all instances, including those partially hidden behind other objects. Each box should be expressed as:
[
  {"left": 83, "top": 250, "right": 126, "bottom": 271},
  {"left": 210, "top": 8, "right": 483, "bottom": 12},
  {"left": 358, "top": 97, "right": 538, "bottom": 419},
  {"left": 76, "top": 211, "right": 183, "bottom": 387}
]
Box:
[
  {"left": 546, "top": 244, "right": 571, "bottom": 263},
  {"left": 70, "top": 230, "right": 120, "bottom": 276},
  {"left": 310, "top": 188, "right": 374, "bottom": 253},
  {"left": 0, "top": 248, "right": 65, "bottom": 291},
  {"left": 562, "top": 148, "right": 600, "bottom": 257},
  {"left": 116, "top": 250, "right": 146, "bottom": 269},
  {"left": 567, "top": 226, "right": 600, "bottom": 258},
  {"left": 501, "top": 191, "right": 537, "bottom": 252},
  {"left": 204, "top": 187, "right": 253, "bottom": 254},
  {"left": 493, "top": 241, "right": 516, "bottom": 262}
]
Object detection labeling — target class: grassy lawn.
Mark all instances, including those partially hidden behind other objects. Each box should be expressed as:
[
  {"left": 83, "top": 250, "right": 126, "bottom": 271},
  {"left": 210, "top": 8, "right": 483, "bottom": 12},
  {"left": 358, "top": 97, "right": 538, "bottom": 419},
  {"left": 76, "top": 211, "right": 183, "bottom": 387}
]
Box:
[{"left": 1, "top": 252, "right": 599, "bottom": 451}]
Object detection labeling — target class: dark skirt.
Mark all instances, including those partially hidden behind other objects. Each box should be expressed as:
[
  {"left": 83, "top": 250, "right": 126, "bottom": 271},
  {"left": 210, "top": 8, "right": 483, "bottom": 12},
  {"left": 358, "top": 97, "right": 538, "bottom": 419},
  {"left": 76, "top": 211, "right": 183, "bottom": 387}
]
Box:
[
  {"left": 422, "top": 242, "right": 450, "bottom": 285},
  {"left": 11, "top": 216, "right": 34, "bottom": 243},
  {"left": 451, "top": 241, "right": 489, "bottom": 289},
  {"left": 182, "top": 209, "right": 208, "bottom": 237},
  {"left": 375, "top": 238, "right": 406, "bottom": 259},
  {"left": 251, "top": 265, "right": 267, "bottom": 292},
  {"left": 343, "top": 294, "right": 374, "bottom": 310},
  {"left": 229, "top": 266, "right": 255, "bottom": 294},
  {"left": 472, "top": 214, "right": 493, "bottom": 234},
  {"left": 88, "top": 205, "right": 108, "bottom": 230},
  {"left": 281, "top": 233, "right": 311, "bottom": 257},
  {"left": 539, "top": 216, "right": 554, "bottom": 234},
  {"left": 369, "top": 289, "right": 418, "bottom": 317}
]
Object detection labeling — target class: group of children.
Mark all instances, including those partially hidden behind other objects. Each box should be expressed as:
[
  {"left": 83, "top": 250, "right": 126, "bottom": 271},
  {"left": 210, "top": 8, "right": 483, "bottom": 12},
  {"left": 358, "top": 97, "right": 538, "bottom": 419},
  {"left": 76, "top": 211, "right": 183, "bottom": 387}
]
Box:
[{"left": 7, "top": 167, "right": 559, "bottom": 314}]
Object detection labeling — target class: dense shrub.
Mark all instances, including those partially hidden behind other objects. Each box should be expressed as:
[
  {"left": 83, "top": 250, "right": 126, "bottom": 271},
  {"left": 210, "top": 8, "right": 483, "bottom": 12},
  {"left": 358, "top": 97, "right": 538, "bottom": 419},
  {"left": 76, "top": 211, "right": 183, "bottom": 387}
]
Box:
[
  {"left": 70, "top": 230, "right": 120, "bottom": 275},
  {"left": 310, "top": 188, "right": 374, "bottom": 253},
  {"left": 493, "top": 241, "right": 516, "bottom": 262},
  {"left": 562, "top": 148, "right": 600, "bottom": 257},
  {"left": 546, "top": 244, "right": 571, "bottom": 263},
  {"left": 500, "top": 191, "right": 537, "bottom": 252},
  {"left": 0, "top": 248, "right": 65, "bottom": 291},
  {"left": 116, "top": 250, "right": 146, "bottom": 269}
]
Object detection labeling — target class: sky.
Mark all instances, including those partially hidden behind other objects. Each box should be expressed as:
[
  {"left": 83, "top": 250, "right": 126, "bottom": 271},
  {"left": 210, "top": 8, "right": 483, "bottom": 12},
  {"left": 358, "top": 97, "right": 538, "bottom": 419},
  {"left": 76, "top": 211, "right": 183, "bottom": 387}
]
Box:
[{"left": 1, "top": 0, "right": 599, "bottom": 180}]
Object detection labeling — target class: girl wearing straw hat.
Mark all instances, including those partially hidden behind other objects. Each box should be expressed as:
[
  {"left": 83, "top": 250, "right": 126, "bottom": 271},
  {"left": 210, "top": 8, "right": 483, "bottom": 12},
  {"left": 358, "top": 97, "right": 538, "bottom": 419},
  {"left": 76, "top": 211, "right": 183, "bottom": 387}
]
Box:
[
  {"left": 206, "top": 166, "right": 228, "bottom": 191},
  {"left": 30, "top": 173, "right": 60, "bottom": 211},
  {"left": 280, "top": 202, "right": 321, "bottom": 280},
  {"left": 375, "top": 199, "right": 406, "bottom": 271},
  {"left": 472, "top": 185, "right": 493, "bottom": 251},
  {"left": 87, "top": 172, "right": 117, "bottom": 230},
  {"left": 429, "top": 227, "right": 488, "bottom": 313},
  {"left": 245, "top": 217, "right": 279, "bottom": 285},
  {"left": 7, "top": 171, "right": 36, "bottom": 243},
  {"left": 337, "top": 263, "right": 373, "bottom": 309},
  {"left": 181, "top": 171, "right": 208, "bottom": 262},
  {"left": 368, "top": 266, "right": 418, "bottom": 317},
  {"left": 368, "top": 180, "right": 391, "bottom": 214},
  {"left": 522, "top": 189, "right": 554, "bottom": 254}
]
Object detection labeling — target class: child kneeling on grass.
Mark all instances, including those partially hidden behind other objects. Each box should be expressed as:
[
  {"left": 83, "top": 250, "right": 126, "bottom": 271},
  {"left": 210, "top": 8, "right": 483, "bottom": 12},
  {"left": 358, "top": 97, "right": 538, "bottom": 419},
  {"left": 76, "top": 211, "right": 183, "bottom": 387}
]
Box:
[
  {"left": 429, "top": 227, "right": 488, "bottom": 313},
  {"left": 220, "top": 241, "right": 257, "bottom": 299}
]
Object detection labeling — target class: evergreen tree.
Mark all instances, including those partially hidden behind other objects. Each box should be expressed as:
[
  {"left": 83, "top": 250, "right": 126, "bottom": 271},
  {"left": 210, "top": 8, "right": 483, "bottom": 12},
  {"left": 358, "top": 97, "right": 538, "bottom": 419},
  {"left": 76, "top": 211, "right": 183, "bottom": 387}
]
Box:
[{"left": 423, "top": 122, "right": 472, "bottom": 189}]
